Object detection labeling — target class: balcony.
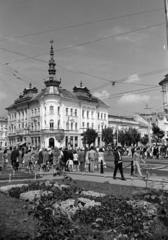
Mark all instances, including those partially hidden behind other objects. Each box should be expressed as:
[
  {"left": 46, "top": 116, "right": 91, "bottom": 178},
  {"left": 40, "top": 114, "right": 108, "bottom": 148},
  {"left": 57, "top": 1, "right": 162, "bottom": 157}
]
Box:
[
  {"left": 41, "top": 128, "right": 65, "bottom": 140},
  {"left": 41, "top": 128, "right": 64, "bottom": 134}
]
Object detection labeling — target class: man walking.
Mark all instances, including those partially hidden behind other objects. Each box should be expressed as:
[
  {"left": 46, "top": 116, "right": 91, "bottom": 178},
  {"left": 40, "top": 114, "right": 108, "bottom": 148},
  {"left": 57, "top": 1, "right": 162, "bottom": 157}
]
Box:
[
  {"left": 78, "top": 147, "right": 85, "bottom": 172},
  {"left": 11, "top": 146, "right": 19, "bottom": 171},
  {"left": 113, "top": 146, "right": 126, "bottom": 180}
]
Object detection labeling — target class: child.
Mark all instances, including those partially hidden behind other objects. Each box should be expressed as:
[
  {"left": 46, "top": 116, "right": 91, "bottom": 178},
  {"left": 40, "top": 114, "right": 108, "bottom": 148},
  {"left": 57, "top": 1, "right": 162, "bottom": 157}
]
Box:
[
  {"left": 66, "top": 159, "right": 74, "bottom": 172},
  {"left": 73, "top": 150, "right": 79, "bottom": 171}
]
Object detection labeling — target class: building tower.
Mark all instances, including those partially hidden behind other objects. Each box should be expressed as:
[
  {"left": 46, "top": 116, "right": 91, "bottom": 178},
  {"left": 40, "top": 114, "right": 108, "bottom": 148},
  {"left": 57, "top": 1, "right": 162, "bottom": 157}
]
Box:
[{"left": 159, "top": 74, "right": 168, "bottom": 113}]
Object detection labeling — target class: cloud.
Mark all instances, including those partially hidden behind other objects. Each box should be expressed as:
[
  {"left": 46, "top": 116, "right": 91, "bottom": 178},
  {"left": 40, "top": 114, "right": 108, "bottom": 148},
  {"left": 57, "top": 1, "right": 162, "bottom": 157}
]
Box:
[
  {"left": 0, "top": 92, "right": 7, "bottom": 100},
  {"left": 125, "top": 74, "right": 140, "bottom": 83},
  {"left": 117, "top": 94, "right": 150, "bottom": 105},
  {"left": 6, "top": 37, "right": 44, "bottom": 47},
  {"left": 106, "top": 26, "right": 149, "bottom": 46},
  {"left": 93, "top": 90, "right": 110, "bottom": 98}
]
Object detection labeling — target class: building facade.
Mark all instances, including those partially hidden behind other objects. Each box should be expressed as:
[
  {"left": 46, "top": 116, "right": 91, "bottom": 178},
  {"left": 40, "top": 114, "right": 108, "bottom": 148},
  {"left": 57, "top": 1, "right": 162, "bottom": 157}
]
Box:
[
  {"left": 0, "top": 117, "right": 7, "bottom": 149},
  {"left": 6, "top": 41, "right": 109, "bottom": 148},
  {"left": 108, "top": 114, "right": 149, "bottom": 136}
]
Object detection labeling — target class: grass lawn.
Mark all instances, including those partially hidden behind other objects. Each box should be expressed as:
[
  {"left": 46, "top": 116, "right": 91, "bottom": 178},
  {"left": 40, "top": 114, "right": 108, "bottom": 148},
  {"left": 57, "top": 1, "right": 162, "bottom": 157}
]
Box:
[{"left": 0, "top": 179, "right": 168, "bottom": 239}]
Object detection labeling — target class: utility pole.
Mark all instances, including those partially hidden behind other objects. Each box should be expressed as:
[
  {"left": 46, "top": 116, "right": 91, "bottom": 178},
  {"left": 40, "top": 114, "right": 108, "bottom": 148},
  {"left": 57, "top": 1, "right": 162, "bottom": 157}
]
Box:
[
  {"left": 145, "top": 104, "right": 151, "bottom": 146},
  {"left": 138, "top": 100, "right": 151, "bottom": 146}
]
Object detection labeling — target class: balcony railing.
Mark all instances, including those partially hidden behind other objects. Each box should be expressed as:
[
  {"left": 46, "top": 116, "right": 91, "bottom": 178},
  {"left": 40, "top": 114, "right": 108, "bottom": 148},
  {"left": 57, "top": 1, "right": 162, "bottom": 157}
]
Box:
[{"left": 41, "top": 128, "right": 64, "bottom": 134}]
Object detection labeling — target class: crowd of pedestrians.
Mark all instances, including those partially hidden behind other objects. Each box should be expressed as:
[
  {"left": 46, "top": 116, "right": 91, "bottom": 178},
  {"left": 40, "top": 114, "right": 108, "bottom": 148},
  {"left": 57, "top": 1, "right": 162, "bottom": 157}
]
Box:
[
  {"left": 1, "top": 143, "right": 160, "bottom": 180},
  {"left": 126, "top": 144, "right": 168, "bottom": 160},
  {"left": 0, "top": 145, "right": 107, "bottom": 175}
]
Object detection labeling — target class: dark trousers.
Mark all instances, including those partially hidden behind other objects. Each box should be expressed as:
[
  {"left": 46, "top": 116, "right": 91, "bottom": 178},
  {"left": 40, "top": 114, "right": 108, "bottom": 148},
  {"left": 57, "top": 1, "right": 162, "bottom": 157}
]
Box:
[
  {"left": 80, "top": 162, "right": 85, "bottom": 171},
  {"left": 113, "top": 162, "right": 124, "bottom": 178},
  {"left": 131, "top": 160, "right": 134, "bottom": 175}
]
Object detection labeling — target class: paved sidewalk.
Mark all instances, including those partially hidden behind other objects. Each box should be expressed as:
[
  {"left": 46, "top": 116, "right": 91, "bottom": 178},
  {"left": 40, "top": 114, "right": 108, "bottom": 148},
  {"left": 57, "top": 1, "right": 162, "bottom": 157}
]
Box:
[
  {"left": 36, "top": 170, "right": 168, "bottom": 190},
  {"left": 0, "top": 169, "right": 168, "bottom": 190}
]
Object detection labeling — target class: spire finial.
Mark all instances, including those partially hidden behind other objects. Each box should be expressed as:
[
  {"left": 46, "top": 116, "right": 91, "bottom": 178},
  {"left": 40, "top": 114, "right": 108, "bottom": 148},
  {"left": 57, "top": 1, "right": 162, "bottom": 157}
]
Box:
[
  {"left": 50, "top": 39, "right": 54, "bottom": 45},
  {"left": 48, "top": 40, "right": 56, "bottom": 76},
  {"left": 80, "top": 81, "right": 83, "bottom": 87},
  {"left": 29, "top": 82, "right": 32, "bottom": 89}
]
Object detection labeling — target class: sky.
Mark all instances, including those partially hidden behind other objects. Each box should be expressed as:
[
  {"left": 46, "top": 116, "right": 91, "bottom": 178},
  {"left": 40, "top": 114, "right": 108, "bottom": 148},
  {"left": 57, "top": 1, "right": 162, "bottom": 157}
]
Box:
[{"left": 0, "top": 0, "right": 167, "bottom": 117}]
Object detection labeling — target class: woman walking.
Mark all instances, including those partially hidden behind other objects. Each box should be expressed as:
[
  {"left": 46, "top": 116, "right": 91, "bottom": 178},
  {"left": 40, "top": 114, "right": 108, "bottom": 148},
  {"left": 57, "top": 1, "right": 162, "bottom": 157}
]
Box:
[
  {"left": 133, "top": 148, "right": 146, "bottom": 178},
  {"left": 2, "top": 149, "right": 8, "bottom": 170}
]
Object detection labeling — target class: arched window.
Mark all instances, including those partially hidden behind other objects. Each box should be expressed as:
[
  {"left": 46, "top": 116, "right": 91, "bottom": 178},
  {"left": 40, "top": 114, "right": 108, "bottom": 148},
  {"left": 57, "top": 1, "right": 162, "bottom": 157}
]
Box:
[
  {"left": 50, "top": 120, "right": 54, "bottom": 129},
  {"left": 50, "top": 106, "right": 54, "bottom": 114},
  {"left": 75, "top": 122, "right": 77, "bottom": 131},
  {"left": 71, "top": 122, "right": 73, "bottom": 130}
]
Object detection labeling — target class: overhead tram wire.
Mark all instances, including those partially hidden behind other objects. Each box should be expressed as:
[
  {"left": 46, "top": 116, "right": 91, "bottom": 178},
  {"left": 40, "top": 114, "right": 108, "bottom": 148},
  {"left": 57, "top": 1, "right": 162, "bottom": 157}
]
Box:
[
  {"left": 0, "top": 76, "right": 18, "bottom": 97},
  {"left": 0, "top": 62, "right": 44, "bottom": 88},
  {"left": 0, "top": 7, "right": 163, "bottom": 43},
  {"left": 2, "top": 22, "right": 165, "bottom": 66},
  {"left": 1, "top": 46, "right": 164, "bottom": 90},
  {"left": 5, "top": 65, "right": 44, "bottom": 88},
  {"left": 1, "top": 46, "right": 165, "bottom": 89},
  {"left": 100, "top": 87, "right": 160, "bottom": 101},
  {"left": 0, "top": 46, "right": 166, "bottom": 93}
]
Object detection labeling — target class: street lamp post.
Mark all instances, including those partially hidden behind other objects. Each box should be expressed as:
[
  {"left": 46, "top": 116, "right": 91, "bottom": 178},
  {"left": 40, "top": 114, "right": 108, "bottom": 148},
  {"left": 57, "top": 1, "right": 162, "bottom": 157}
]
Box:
[
  {"left": 138, "top": 100, "right": 151, "bottom": 146},
  {"left": 67, "top": 114, "right": 75, "bottom": 148}
]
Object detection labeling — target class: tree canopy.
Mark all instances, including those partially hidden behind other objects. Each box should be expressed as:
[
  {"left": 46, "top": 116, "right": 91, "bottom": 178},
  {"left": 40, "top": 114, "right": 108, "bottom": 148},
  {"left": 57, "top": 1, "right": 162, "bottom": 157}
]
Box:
[
  {"left": 118, "top": 128, "right": 141, "bottom": 146},
  {"left": 140, "top": 134, "right": 149, "bottom": 145},
  {"left": 81, "top": 128, "right": 98, "bottom": 146},
  {"left": 102, "top": 127, "right": 114, "bottom": 146},
  {"left": 152, "top": 124, "right": 164, "bottom": 142}
]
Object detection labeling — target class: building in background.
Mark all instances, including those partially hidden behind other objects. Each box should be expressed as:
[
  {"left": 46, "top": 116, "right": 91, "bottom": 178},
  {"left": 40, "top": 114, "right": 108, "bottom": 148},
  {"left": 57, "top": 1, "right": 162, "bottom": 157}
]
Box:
[
  {"left": 0, "top": 117, "right": 7, "bottom": 149},
  {"left": 6, "top": 41, "right": 109, "bottom": 149},
  {"left": 159, "top": 74, "right": 168, "bottom": 113},
  {"left": 139, "top": 112, "right": 168, "bottom": 142},
  {"left": 108, "top": 114, "right": 149, "bottom": 145},
  {"left": 108, "top": 114, "right": 149, "bottom": 136}
]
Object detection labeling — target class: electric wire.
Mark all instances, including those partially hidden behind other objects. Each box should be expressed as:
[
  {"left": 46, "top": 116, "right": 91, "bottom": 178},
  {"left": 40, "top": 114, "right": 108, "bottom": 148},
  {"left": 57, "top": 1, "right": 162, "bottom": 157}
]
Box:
[
  {"left": 2, "top": 22, "right": 165, "bottom": 65},
  {"left": 0, "top": 7, "right": 163, "bottom": 42},
  {"left": 0, "top": 76, "right": 18, "bottom": 97},
  {"left": 1, "top": 46, "right": 165, "bottom": 91}
]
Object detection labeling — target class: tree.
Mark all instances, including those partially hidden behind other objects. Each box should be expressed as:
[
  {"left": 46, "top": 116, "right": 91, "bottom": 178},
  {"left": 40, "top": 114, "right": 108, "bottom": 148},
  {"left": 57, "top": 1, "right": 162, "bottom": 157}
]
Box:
[
  {"left": 152, "top": 124, "right": 164, "bottom": 143},
  {"left": 81, "top": 128, "right": 98, "bottom": 147},
  {"left": 140, "top": 134, "right": 149, "bottom": 145},
  {"left": 118, "top": 128, "right": 141, "bottom": 146},
  {"left": 102, "top": 127, "right": 114, "bottom": 146}
]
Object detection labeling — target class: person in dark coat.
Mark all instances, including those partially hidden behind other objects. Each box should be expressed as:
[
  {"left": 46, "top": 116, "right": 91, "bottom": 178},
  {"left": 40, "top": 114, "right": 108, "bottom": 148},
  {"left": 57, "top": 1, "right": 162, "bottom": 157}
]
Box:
[
  {"left": 113, "top": 147, "right": 126, "bottom": 181},
  {"left": 38, "top": 148, "right": 44, "bottom": 169},
  {"left": 11, "top": 146, "right": 19, "bottom": 171}
]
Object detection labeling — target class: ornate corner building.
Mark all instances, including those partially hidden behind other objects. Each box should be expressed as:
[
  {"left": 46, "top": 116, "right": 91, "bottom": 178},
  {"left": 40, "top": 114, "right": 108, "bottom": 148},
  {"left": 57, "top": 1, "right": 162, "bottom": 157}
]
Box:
[
  {"left": 0, "top": 117, "right": 7, "bottom": 149},
  {"left": 6, "top": 41, "right": 109, "bottom": 148}
]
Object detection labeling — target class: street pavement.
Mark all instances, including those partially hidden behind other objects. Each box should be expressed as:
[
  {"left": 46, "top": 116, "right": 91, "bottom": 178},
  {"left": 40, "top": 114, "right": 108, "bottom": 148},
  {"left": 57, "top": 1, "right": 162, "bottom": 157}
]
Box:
[
  {"left": 105, "top": 154, "right": 168, "bottom": 177},
  {"left": 0, "top": 168, "right": 168, "bottom": 190}
]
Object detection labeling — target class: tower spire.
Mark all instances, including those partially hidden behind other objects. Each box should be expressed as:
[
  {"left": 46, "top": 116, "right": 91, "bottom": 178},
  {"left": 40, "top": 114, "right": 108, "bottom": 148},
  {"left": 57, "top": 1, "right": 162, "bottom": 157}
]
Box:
[
  {"left": 44, "top": 40, "right": 61, "bottom": 88},
  {"left": 48, "top": 40, "right": 56, "bottom": 76}
]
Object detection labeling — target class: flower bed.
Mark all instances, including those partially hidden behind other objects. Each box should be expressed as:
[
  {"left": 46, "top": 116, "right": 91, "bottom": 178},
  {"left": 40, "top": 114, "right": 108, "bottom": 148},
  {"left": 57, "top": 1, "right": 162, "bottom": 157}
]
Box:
[
  {"left": 20, "top": 190, "right": 53, "bottom": 202},
  {"left": 0, "top": 184, "right": 28, "bottom": 194},
  {"left": 53, "top": 197, "right": 101, "bottom": 216},
  {"left": 0, "top": 177, "right": 168, "bottom": 240},
  {"left": 81, "top": 190, "right": 106, "bottom": 197}
]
